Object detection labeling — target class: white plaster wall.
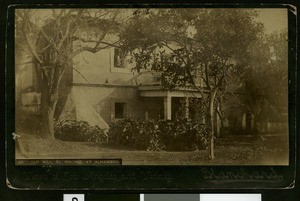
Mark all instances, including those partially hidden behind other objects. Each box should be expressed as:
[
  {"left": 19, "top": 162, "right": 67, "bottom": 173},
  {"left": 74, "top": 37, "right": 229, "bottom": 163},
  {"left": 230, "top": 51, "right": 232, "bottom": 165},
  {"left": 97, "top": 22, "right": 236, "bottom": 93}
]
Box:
[
  {"left": 73, "top": 47, "right": 133, "bottom": 84},
  {"left": 68, "top": 85, "right": 145, "bottom": 129},
  {"left": 73, "top": 47, "right": 159, "bottom": 85}
]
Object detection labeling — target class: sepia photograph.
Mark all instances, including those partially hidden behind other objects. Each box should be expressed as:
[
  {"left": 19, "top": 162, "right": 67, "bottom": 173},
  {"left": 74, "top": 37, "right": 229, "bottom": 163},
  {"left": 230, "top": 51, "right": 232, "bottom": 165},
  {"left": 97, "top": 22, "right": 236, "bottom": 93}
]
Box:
[{"left": 14, "top": 8, "right": 289, "bottom": 166}]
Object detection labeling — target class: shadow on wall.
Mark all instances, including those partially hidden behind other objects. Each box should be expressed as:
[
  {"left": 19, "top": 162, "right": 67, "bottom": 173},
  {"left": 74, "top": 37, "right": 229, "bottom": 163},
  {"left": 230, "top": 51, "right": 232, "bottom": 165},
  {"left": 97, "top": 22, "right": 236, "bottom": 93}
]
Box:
[
  {"left": 59, "top": 85, "right": 147, "bottom": 129},
  {"left": 96, "top": 87, "right": 146, "bottom": 125}
]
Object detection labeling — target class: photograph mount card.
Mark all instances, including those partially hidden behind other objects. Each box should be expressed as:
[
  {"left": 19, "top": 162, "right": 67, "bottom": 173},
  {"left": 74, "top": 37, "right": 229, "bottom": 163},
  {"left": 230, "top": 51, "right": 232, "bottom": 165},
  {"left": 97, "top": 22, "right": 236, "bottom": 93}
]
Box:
[{"left": 5, "top": 4, "right": 297, "bottom": 190}]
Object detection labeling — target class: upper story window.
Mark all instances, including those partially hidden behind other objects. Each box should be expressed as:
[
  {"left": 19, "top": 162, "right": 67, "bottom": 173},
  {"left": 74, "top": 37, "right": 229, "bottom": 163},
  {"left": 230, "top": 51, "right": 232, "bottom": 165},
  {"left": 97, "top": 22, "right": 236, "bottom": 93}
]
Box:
[
  {"left": 114, "top": 48, "right": 124, "bottom": 68},
  {"left": 111, "top": 48, "right": 131, "bottom": 73}
]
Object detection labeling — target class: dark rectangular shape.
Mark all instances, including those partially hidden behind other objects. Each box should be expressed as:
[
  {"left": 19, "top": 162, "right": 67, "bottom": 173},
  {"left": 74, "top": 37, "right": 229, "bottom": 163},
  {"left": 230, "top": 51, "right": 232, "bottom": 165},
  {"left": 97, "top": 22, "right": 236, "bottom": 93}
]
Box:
[
  {"left": 114, "top": 48, "right": 124, "bottom": 68},
  {"left": 144, "top": 194, "right": 199, "bottom": 201},
  {"left": 115, "top": 102, "right": 126, "bottom": 119}
]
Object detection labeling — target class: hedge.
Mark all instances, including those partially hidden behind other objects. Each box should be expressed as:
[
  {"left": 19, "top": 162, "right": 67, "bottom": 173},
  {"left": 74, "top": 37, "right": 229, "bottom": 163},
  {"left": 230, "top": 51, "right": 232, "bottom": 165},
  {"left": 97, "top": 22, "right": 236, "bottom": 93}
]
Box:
[
  {"left": 108, "top": 118, "right": 209, "bottom": 151},
  {"left": 55, "top": 120, "right": 107, "bottom": 142}
]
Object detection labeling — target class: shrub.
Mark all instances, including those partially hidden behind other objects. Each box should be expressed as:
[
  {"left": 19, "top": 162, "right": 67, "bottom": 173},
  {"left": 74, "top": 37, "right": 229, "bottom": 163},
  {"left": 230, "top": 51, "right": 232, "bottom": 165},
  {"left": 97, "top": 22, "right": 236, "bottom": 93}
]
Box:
[
  {"left": 108, "top": 118, "right": 165, "bottom": 151},
  {"left": 158, "top": 119, "right": 209, "bottom": 151},
  {"left": 108, "top": 118, "right": 208, "bottom": 151},
  {"left": 55, "top": 120, "right": 107, "bottom": 142}
]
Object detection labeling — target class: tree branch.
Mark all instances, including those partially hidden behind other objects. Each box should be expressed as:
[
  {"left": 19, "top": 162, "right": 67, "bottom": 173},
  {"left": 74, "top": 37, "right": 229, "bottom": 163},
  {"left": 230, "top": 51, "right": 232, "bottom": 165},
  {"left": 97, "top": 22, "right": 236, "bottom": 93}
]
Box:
[
  {"left": 93, "top": 12, "right": 118, "bottom": 49},
  {"left": 71, "top": 42, "right": 119, "bottom": 58},
  {"left": 162, "top": 42, "right": 205, "bottom": 97},
  {"left": 33, "top": 62, "right": 43, "bottom": 90},
  {"left": 15, "top": 60, "right": 34, "bottom": 66},
  {"left": 204, "top": 62, "right": 211, "bottom": 90},
  {"left": 16, "top": 42, "right": 31, "bottom": 55},
  {"left": 56, "top": 10, "right": 85, "bottom": 49},
  {"left": 72, "top": 36, "right": 121, "bottom": 48},
  {"left": 56, "top": 20, "right": 71, "bottom": 49},
  {"left": 72, "top": 67, "right": 90, "bottom": 83},
  {"left": 39, "top": 27, "right": 54, "bottom": 46},
  {"left": 23, "top": 33, "right": 43, "bottom": 64},
  {"left": 185, "top": 67, "right": 205, "bottom": 97},
  {"left": 163, "top": 42, "right": 188, "bottom": 66}
]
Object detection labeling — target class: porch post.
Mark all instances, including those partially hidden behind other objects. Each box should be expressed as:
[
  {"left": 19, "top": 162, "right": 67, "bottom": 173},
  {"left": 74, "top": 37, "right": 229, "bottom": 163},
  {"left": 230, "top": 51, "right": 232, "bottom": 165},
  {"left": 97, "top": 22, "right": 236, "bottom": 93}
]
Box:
[
  {"left": 184, "top": 97, "right": 189, "bottom": 118},
  {"left": 164, "top": 95, "right": 172, "bottom": 120}
]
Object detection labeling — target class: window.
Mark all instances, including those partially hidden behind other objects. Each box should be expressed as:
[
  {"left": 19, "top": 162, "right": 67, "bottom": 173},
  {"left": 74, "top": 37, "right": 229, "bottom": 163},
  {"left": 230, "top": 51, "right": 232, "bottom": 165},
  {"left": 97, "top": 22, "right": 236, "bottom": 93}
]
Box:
[
  {"left": 114, "top": 48, "right": 124, "bottom": 68},
  {"left": 115, "top": 102, "right": 127, "bottom": 119},
  {"left": 110, "top": 48, "right": 131, "bottom": 73}
]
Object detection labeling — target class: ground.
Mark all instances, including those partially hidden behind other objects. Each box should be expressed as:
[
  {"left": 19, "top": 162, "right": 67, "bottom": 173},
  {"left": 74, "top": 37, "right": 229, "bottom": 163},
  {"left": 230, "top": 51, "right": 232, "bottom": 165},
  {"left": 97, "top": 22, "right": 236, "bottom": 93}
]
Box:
[{"left": 15, "top": 133, "right": 289, "bottom": 165}]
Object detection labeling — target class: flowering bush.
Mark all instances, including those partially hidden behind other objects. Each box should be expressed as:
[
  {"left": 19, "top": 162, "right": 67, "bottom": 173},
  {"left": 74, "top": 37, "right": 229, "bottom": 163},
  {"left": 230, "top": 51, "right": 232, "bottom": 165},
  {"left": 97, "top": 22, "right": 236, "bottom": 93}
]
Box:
[
  {"left": 55, "top": 120, "right": 107, "bottom": 142},
  {"left": 108, "top": 118, "right": 208, "bottom": 151}
]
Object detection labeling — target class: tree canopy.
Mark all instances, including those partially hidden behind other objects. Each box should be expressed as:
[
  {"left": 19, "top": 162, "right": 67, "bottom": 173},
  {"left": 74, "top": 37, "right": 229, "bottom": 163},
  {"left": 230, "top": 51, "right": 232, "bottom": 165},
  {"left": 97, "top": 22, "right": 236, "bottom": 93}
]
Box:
[
  {"left": 120, "top": 8, "right": 265, "bottom": 158},
  {"left": 241, "top": 31, "right": 288, "bottom": 120}
]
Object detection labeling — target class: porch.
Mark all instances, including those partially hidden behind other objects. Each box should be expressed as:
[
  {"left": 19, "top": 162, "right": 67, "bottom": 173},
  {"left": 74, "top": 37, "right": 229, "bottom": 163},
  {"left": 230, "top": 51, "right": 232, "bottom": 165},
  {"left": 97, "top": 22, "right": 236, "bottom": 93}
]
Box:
[{"left": 138, "top": 85, "right": 204, "bottom": 120}]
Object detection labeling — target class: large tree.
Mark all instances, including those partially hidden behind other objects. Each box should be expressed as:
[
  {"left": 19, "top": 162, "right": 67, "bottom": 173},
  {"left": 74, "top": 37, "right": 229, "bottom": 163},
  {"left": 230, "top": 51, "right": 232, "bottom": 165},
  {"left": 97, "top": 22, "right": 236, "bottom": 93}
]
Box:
[
  {"left": 120, "top": 9, "right": 264, "bottom": 158},
  {"left": 236, "top": 31, "right": 288, "bottom": 123},
  {"left": 15, "top": 9, "right": 123, "bottom": 140}
]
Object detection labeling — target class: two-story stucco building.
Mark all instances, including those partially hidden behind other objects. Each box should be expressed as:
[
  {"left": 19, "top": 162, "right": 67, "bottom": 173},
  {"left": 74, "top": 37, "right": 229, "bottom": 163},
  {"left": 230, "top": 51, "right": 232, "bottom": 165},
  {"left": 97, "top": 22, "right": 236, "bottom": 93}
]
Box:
[
  {"left": 59, "top": 45, "right": 207, "bottom": 130},
  {"left": 16, "top": 42, "right": 209, "bottom": 133},
  {"left": 16, "top": 12, "right": 287, "bottom": 137}
]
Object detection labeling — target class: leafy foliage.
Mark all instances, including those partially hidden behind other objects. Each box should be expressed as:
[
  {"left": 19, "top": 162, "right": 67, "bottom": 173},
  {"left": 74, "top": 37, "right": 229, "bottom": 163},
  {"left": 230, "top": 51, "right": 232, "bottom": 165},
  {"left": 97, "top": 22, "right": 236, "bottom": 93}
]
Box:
[
  {"left": 120, "top": 9, "right": 264, "bottom": 158},
  {"left": 225, "top": 31, "right": 288, "bottom": 123},
  {"left": 55, "top": 120, "right": 108, "bottom": 142},
  {"left": 158, "top": 119, "right": 209, "bottom": 151},
  {"left": 108, "top": 118, "right": 165, "bottom": 151},
  {"left": 121, "top": 9, "right": 263, "bottom": 91},
  {"left": 246, "top": 32, "right": 288, "bottom": 110},
  {"left": 108, "top": 118, "right": 209, "bottom": 151}
]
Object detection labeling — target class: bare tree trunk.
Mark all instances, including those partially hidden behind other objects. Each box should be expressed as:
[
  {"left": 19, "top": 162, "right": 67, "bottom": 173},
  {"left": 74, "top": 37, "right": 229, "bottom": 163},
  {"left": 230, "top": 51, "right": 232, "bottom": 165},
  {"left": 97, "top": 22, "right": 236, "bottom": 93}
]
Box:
[
  {"left": 209, "top": 89, "right": 218, "bottom": 159},
  {"left": 40, "top": 90, "right": 56, "bottom": 140}
]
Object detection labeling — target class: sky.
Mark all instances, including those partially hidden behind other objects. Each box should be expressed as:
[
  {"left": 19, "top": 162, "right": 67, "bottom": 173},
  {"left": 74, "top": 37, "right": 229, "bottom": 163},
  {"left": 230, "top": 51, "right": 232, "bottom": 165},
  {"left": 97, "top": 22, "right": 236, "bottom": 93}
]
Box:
[{"left": 256, "top": 8, "right": 288, "bottom": 34}]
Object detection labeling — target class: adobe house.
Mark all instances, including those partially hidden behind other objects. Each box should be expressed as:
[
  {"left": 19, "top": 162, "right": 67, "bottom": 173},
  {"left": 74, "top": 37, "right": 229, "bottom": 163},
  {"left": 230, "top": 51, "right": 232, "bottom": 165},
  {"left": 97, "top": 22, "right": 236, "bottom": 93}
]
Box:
[
  {"left": 17, "top": 12, "right": 287, "bottom": 137},
  {"left": 58, "top": 45, "right": 208, "bottom": 130},
  {"left": 17, "top": 36, "right": 287, "bottom": 137},
  {"left": 16, "top": 42, "right": 212, "bottom": 132},
  {"left": 17, "top": 30, "right": 287, "bottom": 137},
  {"left": 15, "top": 11, "right": 222, "bottom": 136},
  {"left": 24, "top": 11, "right": 291, "bottom": 140}
]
